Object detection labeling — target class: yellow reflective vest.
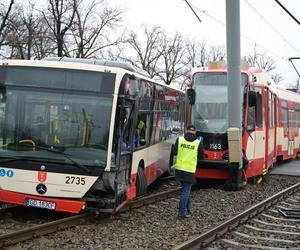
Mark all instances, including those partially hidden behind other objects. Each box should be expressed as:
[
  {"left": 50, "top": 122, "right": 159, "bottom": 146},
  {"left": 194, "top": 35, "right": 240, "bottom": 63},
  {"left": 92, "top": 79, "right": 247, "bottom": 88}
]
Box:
[
  {"left": 176, "top": 136, "right": 200, "bottom": 174},
  {"left": 136, "top": 120, "right": 145, "bottom": 143}
]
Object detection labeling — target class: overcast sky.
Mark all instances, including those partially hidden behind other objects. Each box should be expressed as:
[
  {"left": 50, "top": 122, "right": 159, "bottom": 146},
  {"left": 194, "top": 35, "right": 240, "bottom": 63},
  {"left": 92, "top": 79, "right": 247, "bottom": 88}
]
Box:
[{"left": 110, "top": 0, "right": 300, "bottom": 86}]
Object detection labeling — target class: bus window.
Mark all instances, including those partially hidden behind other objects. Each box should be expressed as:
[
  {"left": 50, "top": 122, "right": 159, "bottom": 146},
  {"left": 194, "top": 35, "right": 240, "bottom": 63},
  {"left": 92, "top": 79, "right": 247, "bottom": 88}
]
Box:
[
  {"left": 121, "top": 102, "right": 134, "bottom": 151},
  {"left": 135, "top": 114, "right": 147, "bottom": 147}
]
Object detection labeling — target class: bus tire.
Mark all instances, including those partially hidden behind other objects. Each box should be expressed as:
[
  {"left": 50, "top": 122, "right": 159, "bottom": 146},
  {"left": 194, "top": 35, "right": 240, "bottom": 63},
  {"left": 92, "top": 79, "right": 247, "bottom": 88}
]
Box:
[{"left": 136, "top": 166, "right": 147, "bottom": 197}]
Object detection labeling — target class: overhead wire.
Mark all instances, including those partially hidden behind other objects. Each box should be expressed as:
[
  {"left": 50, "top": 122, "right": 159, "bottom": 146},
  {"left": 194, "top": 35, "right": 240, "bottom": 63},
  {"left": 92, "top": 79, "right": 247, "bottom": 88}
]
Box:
[
  {"left": 184, "top": 0, "right": 297, "bottom": 61},
  {"left": 183, "top": 0, "right": 202, "bottom": 23},
  {"left": 244, "top": 0, "right": 300, "bottom": 55},
  {"left": 274, "top": 0, "right": 300, "bottom": 26}
]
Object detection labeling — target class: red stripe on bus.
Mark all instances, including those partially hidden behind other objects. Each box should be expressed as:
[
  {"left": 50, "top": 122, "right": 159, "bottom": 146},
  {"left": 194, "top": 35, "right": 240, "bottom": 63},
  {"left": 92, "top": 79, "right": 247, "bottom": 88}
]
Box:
[{"left": 0, "top": 190, "right": 85, "bottom": 213}]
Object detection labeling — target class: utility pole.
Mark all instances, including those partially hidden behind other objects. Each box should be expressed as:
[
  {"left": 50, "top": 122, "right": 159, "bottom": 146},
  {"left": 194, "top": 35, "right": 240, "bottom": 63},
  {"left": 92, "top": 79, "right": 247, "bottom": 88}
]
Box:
[{"left": 226, "top": 0, "right": 245, "bottom": 190}]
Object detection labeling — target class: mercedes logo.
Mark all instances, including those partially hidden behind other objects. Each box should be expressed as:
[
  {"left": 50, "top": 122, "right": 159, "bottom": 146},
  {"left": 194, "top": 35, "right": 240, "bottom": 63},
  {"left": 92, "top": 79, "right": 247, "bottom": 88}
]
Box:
[{"left": 36, "top": 184, "right": 47, "bottom": 195}]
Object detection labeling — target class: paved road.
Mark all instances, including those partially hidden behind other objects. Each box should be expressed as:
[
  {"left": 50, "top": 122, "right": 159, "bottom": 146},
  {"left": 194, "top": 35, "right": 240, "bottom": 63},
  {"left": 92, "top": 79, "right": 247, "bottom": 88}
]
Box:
[{"left": 269, "top": 159, "right": 300, "bottom": 176}]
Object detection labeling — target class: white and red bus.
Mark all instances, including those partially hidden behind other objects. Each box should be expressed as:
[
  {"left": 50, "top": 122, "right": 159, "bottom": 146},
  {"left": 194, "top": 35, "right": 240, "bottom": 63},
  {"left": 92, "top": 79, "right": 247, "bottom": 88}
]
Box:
[
  {"left": 0, "top": 58, "right": 185, "bottom": 213},
  {"left": 188, "top": 63, "right": 300, "bottom": 187}
]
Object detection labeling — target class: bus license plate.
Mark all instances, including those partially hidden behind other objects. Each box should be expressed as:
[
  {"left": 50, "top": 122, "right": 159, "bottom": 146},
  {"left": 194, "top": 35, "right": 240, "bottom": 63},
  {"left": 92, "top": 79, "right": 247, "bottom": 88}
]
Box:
[{"left": 26, "top": 198, "right": 56, "bottom": 210}]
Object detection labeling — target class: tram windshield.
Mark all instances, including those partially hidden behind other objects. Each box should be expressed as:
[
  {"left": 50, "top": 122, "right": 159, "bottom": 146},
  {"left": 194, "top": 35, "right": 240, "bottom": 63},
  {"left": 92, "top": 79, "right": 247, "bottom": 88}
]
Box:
[
  {"left": 0, "top": 66, "right": 115, "bottom": 167},
  {"left": 192, "top": 72, "right": 247, "bottom": 133}
]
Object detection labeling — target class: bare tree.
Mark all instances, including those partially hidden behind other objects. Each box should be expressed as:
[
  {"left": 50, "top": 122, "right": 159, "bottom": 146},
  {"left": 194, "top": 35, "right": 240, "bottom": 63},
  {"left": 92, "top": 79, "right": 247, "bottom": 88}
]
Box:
[
  {"left": 271, "top": 73, "right": 284, "bottom": 84},
  {"left": 243, "top": 45, "right": 276, "bottom": 72},
  {"left": 3, "top": 1, "right": 55, "bottom": 59},
  {"left": 157, "top": 32, "right": 187, "bottom": 85},
  {"left": 185, "top": 39, "right": 209, "bottom": 68},
  {"left": 68, "top": 0, "right": 123, "bottom": 58},
  {"left": 42, "top": 0, "right": 76, "bottom": 57},
  {"left": 209, "top": 45, "right": 226, "bottom": 62},
  {"left": 0, "top": 0, "right": 14, "bottom": 47},
  {"left": 125, "top": 25, "right": 164, "bottom": 78},
  {"left": 32, "top": 18, "right": 57, "bottom": 59}
]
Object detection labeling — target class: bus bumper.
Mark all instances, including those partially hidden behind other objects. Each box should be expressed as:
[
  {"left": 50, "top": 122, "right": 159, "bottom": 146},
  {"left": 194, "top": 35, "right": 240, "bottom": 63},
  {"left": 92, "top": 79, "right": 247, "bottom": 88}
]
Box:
[{"left": 0, "top": 189, "right": 85, "bottom": 214}]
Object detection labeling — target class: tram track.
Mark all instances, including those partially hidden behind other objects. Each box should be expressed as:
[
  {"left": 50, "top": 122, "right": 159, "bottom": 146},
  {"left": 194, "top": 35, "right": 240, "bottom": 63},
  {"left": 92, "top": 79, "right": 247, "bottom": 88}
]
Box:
[
  {"left": 173, "top": 182, "right": 300, "bottom": 250},
  {"left": 0, "top": 187, "right": 181, "bottom": 248}
]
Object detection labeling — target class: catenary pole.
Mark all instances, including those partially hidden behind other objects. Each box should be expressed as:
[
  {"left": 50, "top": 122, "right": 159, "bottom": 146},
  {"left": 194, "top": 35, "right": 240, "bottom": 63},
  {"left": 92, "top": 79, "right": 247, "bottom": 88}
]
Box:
[
  {"left": 226, "top": 0, "right": 241, "bottom": 128},
  {"left": 226, "top": 0, "right": 244, "bottom": 189}
]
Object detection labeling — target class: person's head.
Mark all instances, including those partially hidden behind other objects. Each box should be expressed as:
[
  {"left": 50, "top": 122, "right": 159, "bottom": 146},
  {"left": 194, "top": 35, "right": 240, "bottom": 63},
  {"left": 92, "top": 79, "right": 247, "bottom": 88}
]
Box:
[{"left": 186, "top": 124, "right": 196, "bottom": 135}]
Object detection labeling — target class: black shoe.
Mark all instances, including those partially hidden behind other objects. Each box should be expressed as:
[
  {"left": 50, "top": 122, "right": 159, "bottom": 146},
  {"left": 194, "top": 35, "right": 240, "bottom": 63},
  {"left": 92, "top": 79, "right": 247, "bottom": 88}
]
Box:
[
  {"left": 178, "top": 214, "right": 191, "bottom": 219},
  {"left": 187, "top": 210, "right": 192, "bottom": 216}
]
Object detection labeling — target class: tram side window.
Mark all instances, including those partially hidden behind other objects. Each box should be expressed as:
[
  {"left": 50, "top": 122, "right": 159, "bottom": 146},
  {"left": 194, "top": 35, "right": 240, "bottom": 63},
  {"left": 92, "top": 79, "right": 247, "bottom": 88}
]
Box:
[
  {"left": 296, "top": 104, "right": 300, "bottom": 130},
  {"left": 255, "top": 91, "right": 262, "bottom": 128},
  {"left": 280, "top": 100, "right": 288, "bottom": 134},
  {"left": 268, "top": 93, "right": 274, "bottom": 128},
  {"left": 247, "top": 106, "right": 255, "bottom": 131}
]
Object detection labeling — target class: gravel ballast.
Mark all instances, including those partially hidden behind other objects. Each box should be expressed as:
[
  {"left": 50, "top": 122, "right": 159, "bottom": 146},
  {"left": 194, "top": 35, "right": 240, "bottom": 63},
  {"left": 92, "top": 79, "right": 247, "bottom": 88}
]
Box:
[{"left": 9, "top": 175, "right": 300, "bottom": 250}]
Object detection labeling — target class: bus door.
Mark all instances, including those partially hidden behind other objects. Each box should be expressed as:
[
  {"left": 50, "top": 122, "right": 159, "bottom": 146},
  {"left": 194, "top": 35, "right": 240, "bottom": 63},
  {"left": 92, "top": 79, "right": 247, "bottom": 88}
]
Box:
[{"left": 287, "top": 109, "right": 295, "bottom": 156}]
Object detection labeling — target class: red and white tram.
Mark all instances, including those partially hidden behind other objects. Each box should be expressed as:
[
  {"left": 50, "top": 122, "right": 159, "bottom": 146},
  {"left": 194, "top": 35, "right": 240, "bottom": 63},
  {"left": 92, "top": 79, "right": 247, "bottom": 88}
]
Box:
[{"left": 188, "top": 63, "right": 300, "bottom": 187}]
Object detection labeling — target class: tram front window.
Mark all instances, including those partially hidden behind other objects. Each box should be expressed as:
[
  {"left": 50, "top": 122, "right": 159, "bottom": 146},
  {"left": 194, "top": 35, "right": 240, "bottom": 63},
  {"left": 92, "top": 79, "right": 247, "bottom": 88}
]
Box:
[
  {"left": 192, "top": 72, "right": 247, "bottom": 134},
  {"left": 0, "top": 66, "right": 115, "bottom": 167}
]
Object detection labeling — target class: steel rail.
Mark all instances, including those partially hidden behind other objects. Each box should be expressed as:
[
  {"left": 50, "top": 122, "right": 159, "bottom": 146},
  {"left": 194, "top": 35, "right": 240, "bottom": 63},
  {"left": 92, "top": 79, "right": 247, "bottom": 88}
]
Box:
[
  {"left": 0, "top": 213, "right": 89, "bottom": 247},
  {"left": 0, "top": 187, "right": 181, "bottom": 247},
  {"left": 173, "top": 182, "right": 300, "bottom": 250},
  {"left": 125, "top": 187, "right": 181, "bottom": 211}
]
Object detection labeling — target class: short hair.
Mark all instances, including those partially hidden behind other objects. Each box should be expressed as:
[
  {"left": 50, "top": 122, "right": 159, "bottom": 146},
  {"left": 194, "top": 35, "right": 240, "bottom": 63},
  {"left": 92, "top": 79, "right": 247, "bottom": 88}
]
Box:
[{"left": 186, "top": 124, "right": 196, "bottom": 131}]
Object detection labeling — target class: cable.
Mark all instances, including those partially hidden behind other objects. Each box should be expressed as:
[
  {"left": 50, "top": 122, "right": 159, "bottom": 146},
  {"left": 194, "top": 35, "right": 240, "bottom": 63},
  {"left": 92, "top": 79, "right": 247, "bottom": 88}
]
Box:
[
  {"left": 184, "top": 0, "right": 202, "bottom": 23},
  {"left": 186, "top": 1, "right": 291, "bottom": 61},
  {"left": 274, "top": 0, "right": 300, "bottom": 26},
  {"left": 289, "top": 58, "right": 300, "bottom": 78},
  {"left": 244, "top": 0, "right": 300, "bottom": 55}
]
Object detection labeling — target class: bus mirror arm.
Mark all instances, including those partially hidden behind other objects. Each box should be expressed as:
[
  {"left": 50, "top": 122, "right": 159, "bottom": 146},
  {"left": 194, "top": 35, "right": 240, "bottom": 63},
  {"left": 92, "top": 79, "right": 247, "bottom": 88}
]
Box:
[{"left": 187, "top": 88, "right": 195, "bottom": 105}]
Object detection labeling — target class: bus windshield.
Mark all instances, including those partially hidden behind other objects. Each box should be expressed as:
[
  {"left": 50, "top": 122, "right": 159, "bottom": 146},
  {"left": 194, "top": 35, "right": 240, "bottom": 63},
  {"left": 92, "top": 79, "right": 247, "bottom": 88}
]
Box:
[
  {"left": 0, "top": 66, "right": 116, "bottom": 167},
  {"left": 192, "top": 72, "right": 247, "bottom": 133}
]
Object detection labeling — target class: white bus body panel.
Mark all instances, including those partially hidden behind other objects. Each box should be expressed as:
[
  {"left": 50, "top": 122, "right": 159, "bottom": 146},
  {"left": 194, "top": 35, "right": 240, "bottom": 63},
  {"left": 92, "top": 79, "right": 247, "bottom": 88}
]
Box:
[{"left": 0, "top": 167, "right": 98, "bottom": 198}]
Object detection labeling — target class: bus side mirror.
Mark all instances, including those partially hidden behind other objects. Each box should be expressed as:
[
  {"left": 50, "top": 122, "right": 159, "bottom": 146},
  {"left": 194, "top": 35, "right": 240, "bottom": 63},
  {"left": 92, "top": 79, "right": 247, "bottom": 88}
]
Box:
[
  {"left": 248, "top": 91, "right": 257, "bottom": 107},
  {"left": 187, "top": 88, "right": 195, "bottom": 105}
]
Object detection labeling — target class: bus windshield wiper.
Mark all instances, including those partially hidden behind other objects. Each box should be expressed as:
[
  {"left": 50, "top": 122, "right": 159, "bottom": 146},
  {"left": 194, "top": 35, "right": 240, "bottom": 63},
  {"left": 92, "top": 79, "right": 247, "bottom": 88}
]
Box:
[
  {"left": 0, "top": 156, "right": 41, "bottom": 164},
  {"left": 19, "top": 143, "right": 91, "bottom": 174}
]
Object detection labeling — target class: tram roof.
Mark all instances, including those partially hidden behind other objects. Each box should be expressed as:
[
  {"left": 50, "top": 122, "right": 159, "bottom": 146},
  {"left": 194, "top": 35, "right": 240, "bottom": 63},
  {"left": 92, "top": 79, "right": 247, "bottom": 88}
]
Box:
[
  {"left": 273, "top": 86, "right": 300, "bottom": 103},
  {"left": 191, "top": 65, "right": 300, "bottom": 103}
]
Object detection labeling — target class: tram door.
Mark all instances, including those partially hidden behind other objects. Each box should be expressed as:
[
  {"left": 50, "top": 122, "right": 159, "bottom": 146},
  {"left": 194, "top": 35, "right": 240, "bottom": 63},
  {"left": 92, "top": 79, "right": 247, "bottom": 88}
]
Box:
[
  {"left": 264, "top": 89, "right": 275, "bottom": 170},
  {"left": 287, "top": 109, "right": 295, "bottom": 156}
]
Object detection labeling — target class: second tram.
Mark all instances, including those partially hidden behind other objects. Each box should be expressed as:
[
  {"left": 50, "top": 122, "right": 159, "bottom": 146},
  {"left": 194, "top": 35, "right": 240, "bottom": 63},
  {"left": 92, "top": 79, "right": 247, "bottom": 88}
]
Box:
[{"left": 188, "top": 62, "right": 300, "bottom": 188}]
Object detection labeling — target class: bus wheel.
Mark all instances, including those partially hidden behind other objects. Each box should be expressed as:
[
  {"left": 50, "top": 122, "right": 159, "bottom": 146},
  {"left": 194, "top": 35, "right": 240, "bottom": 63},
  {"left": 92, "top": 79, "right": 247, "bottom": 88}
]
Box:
[{"left": 136, "top": 166, "right": 147, "bottom": 197}]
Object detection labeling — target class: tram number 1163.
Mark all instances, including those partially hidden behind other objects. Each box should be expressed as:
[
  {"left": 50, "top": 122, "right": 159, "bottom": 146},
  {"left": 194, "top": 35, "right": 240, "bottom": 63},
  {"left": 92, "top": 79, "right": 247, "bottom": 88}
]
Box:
[{"left": 209, "top": 143, "right": 221, "bottom": 150}]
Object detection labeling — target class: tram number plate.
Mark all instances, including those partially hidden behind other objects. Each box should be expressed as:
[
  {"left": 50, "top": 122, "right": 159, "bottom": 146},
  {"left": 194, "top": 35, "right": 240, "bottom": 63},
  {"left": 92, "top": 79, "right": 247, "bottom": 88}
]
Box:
[{"left": 26, "top": 198, "right": 56, "bottom": 210}]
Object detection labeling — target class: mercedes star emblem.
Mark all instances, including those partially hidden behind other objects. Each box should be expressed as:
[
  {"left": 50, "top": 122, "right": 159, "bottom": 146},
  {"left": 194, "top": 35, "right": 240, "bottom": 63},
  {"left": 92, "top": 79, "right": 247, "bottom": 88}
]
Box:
[{"left": 36, "top": 183, "right": 47, "bottom": 195}]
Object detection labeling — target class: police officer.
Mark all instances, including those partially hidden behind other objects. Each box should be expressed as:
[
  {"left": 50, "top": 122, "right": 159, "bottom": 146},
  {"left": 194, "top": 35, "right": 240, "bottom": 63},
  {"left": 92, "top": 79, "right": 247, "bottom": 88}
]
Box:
[{"left": 173, "top": 124, "right": 204, "bottom": 219}]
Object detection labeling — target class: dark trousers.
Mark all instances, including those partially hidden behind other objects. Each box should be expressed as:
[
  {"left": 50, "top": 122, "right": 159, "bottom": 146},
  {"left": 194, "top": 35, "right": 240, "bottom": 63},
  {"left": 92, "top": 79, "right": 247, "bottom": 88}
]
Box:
[{"left": 179, "top": 181, "right": 192, "bottom": 216}]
